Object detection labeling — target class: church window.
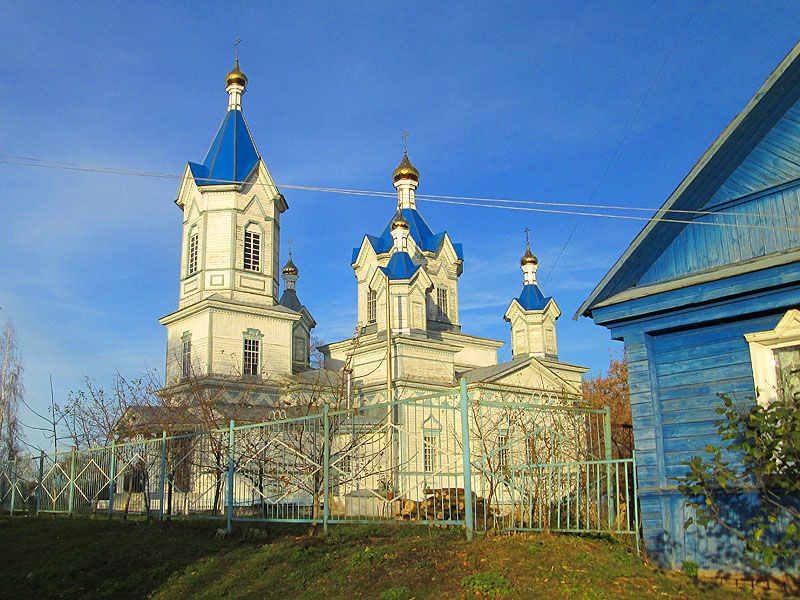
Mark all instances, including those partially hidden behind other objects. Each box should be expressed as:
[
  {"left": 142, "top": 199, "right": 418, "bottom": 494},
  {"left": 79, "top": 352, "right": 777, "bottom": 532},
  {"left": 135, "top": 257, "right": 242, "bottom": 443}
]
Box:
[
  {"left": 422, "top": 416, "right": 441, "bottom": 474},
  {"left": 243, "top": 337, "right": 260, "bottom": 376},
  {"left": 436, "top": 288, "right": 448, "bottom": 318},
  {"left": 496, "top": 430, "right": 509, "bottom": 471},
  {"left": 243, "top": 225, "right": 261, "bottom": 272},
  {"left": 423, "top": 434, "right": 438, "bottom": 473},
  {"left": 367, "top": 289, "right": 377, "bottom": 323},
  {"left": 181, "top": 333, "right": 192, "bottom": 379},
  {"left": 188, "top": 227, "right": 199, "bottom": 276},
  {"left": 394, "top": 295, "right": 408, "bottom": 329}
]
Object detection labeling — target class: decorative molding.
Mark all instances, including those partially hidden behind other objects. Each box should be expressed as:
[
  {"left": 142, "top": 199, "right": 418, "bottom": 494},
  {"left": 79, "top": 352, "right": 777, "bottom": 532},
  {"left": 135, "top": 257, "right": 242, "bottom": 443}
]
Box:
[{"left": 745, "top": 309, "right": 800, "bottom": 406}]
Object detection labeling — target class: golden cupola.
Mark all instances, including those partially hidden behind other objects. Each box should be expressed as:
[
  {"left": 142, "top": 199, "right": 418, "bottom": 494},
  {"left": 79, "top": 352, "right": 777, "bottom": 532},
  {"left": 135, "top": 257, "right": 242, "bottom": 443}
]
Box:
[
  {"left": 226, "top": 58, "right": 248, "bottom": 88},
  {"left": 393, "top": 151, "right": 420, "bottom": 183}
]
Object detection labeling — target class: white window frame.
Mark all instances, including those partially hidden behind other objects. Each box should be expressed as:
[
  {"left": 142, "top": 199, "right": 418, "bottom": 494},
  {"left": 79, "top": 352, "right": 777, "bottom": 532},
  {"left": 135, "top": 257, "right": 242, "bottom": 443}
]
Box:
[
  {"left": 242, "top": 328, "right": 263, "bottom": 377},
  {"left": 423, "top": 434, "right": 439, "bottom": 474},
  {"left": 181, "top": 332, "right": 192, "bottom": 379},
  {"left": 422, "top": 415, "right": 441, "bottom": 474},
  {"left": 497, "top": 429, "right": 509, "bottom": 471},
  {"left": 744, "top": 309, "right": 800, "bottom": 407},
  {"left": 367, "top": 289, "right": 377, "bottom": 324},
  {"left": 188, "top": 227, "right": 199, "bottom": 276},
  {"left": 243, "top": 224, "right": 261, "bottom": 272},
  {"left": 436, "top": 287, "right": 448, "bottom": 318}
]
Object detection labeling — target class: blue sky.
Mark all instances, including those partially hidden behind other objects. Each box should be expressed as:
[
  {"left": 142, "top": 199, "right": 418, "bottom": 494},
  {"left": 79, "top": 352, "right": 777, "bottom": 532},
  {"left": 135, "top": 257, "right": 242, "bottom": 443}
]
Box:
[{"left": 1, "top": 1, "right": 798, "bottom": 449}]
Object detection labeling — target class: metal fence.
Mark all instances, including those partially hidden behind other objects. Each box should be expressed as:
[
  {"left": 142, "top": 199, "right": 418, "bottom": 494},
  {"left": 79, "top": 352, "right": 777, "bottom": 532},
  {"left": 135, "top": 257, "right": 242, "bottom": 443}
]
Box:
[{"left": 0, "top": 380, "right": 638, "bottom": 548}]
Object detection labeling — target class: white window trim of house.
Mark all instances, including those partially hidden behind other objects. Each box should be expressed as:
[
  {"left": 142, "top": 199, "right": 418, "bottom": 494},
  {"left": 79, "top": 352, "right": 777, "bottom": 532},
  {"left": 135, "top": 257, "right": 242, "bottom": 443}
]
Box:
[{"left": 744, "top": 309, "right": 800, "bottom": 407}]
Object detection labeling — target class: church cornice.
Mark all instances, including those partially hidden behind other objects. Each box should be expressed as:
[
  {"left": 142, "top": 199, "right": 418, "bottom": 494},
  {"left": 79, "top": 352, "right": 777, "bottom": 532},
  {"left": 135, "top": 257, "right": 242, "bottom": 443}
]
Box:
[{"left": 160, "top": 296, "right": 301, "bottom": 326}]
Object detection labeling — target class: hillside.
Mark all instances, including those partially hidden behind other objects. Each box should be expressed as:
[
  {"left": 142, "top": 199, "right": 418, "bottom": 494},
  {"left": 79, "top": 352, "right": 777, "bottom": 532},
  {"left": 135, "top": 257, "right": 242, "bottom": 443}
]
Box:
[{"left": 0, "top": 516, "right": 750, "bottom": 599}]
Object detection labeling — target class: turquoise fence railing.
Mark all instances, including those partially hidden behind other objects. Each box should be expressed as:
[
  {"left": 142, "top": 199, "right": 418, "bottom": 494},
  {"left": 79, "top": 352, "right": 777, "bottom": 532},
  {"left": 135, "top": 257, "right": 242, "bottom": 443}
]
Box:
[{"left": 0, "top": 380, "right": 639, "bottom": 545}]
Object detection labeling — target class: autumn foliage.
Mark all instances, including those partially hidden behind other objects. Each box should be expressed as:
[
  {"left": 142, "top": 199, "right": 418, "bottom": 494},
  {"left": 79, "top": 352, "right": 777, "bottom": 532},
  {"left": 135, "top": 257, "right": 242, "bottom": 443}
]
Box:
[{"left": 582, "top": 356, "right": 632, "bottom": 459}]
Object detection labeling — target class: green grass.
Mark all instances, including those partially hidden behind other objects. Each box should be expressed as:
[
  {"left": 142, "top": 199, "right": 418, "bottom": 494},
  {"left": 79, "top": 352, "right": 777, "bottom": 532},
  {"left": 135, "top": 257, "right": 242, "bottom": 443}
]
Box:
[{"left": 0, "top": 516, "right": 751, "bottom": 599}]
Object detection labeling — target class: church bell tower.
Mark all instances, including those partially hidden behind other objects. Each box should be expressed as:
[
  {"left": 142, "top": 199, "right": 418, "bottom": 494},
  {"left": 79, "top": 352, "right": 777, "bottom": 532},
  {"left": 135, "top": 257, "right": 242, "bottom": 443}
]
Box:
[{"left": 160, "top": 57, "right": 302, "bottom": 387}]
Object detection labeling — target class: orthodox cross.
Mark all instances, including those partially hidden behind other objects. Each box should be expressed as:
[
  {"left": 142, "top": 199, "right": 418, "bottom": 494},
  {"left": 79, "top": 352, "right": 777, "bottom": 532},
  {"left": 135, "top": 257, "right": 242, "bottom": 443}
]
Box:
[
  {"left": 402, "top": 130, "right": 409, "bottom": 154},
  {"left": 524, "top": 226, "right": 530, "bottom": 246},
  {"left": 234, "top": 37, "right": 241, "bottom": 61},
  {"left": 288, "top": 238, "right": 293, "bottom": 259}
]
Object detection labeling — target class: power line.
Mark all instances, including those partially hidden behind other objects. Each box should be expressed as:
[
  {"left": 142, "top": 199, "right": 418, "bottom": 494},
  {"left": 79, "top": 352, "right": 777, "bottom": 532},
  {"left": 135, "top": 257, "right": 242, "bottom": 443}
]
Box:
[
  {"left": 2, "top": 153, "right": 796, "bottom": 220},
  {"left": 1, "top": 155, "right": 799, "bottom": 233},
  {"left": 543, "top": 0, "right": 702, "bottom": 284}
]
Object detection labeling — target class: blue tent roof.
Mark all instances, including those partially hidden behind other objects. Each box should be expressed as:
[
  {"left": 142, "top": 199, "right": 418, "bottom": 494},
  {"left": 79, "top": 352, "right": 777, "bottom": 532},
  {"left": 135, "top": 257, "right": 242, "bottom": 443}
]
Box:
[
  {"left": 379, "top": 251, "right": 420, "bottom": 280},
  {"left": 188, "top": 109, "right": 260, "bottom": 186},
  {"left": 517, "top": 284, "right": 552, "bottom": 311},
  {"left": 352, "top": 208, "right": 464, "bottom": 263}
]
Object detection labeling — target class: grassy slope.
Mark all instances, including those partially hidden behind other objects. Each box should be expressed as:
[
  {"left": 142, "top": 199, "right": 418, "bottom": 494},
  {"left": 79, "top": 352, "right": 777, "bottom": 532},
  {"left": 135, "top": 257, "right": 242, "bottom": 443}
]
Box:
[{"left": 0, "top": 516, "right": 750, "bottom": 600}]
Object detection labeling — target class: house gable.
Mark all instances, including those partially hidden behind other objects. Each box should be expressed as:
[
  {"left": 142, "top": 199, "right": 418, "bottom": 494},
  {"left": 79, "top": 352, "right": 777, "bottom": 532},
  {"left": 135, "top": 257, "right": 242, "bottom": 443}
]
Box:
[{"left": 577, "top": 43, "right": 800, "bottom": 317}]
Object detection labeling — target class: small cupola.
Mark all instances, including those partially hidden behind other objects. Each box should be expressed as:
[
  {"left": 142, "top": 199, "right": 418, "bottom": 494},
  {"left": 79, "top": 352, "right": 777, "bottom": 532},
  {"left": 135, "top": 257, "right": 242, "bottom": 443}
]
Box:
[
  {"left": 226, "top": 57, "right": 247, "bottom": 111},
  {"left": 390, "top": 212, "right": 411, "bottom": 251},
  {"left": 521, "top": 241, "right": 539, "bottom": 285},
  {"left": 282, "top": 252, "right": 299, "bottom": 290},
  {"left": 393, "top": 149, "right": 420, "bottom": 210},
  {"left": 393, "top": 152, "right": 420, "bottom": 183}
]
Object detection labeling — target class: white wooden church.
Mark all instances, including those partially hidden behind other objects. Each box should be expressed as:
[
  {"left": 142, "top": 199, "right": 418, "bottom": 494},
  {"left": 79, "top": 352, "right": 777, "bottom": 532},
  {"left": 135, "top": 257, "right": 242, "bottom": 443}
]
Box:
[{"left": 157, "top": 59, "right": 587, "bottom": 410}]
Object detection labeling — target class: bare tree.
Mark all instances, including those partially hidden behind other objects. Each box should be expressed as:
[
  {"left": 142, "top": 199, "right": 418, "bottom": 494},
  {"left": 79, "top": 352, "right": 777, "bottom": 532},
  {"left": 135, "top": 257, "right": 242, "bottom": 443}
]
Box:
[
  {"left": 0, "top": 320, "right": 24, "bottom": 460},
  {"left": 56, "top": 370, "right": 162, "bottom": 449}
]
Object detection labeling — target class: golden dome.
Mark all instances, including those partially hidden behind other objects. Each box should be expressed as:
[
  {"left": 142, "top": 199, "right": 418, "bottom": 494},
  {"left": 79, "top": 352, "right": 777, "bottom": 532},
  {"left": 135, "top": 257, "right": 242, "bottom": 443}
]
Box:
[
  {"left": 393, "top": 152, "right": 419, "bottom": 183},
  {"left": 226, "top": 58, "right": 248, "bottom": 88},
  {"left": 520, "top": 244, "right": 538, "bottom": 267},
  {"left": 391, "top": 211, "right": 410, "bottom": 231},
  {"left": 282, "top": 255, "right": 298, "bottom": 276}
]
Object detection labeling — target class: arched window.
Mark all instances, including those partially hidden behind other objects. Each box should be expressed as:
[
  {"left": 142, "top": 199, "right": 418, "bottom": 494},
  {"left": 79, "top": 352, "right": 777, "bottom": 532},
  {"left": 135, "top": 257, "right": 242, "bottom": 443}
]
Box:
[
  {"left": 187, "top": 226, "right": 199, "bottom": 276},
  {"left": 243, "top": 223, "right": 261, "bottom": 272}
]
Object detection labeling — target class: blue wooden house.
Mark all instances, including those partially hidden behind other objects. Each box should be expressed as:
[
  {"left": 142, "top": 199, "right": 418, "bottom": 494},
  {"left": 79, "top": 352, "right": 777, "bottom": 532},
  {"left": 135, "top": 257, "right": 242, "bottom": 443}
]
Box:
[{"left": 577, "top": 42, "right": 800, "bottom": 572}]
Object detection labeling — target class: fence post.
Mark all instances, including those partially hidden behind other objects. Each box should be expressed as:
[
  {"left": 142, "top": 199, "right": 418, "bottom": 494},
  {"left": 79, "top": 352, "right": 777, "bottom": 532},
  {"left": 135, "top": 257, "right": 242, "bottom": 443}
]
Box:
[
  {"left": 10, "top": 458, "right": 17, "bottom": 515},
  {"left": 108, "top": 440, "right": 117, "bottom": 518},
  {"left": 603, "top": 406, "right": 615, "bottom": 530},
  {"left": 459, "top": 377, "right": 474, "bottom": 541},
  {"left": 36, "top": 451, "right": 44, "bottom": 515},
  {"left": 67, "top": 446, "right": 77, "bottom": 515},
  {"left": 322, "top": 403, "right": 330, "bottom": 536},
  {"left": 226, "top": 419, "right": 235, "bottom": 534},
  {"left": 159, "top": 431, "right": 167, "bottom": 522}
]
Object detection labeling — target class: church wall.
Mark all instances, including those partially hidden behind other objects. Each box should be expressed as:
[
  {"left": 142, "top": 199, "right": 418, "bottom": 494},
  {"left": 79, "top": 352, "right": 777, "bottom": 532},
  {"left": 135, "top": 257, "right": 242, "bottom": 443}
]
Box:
[
  {"left": 203, "top": 208, "right": 234, "bottom": 271},
  {"left": 210, "top": 310, "right": 293, "bottom": 377},
  {"left": 393, "top": 342, "right": 456, "bottom": 385},
  {"left": 164, "top": 310, "right": 212, "bottom": 385},
  {"left": 233, "top": 195, "right": 280, "bottom": 303},
  {"left": 451, "top": 343, "right": 498, "bottom": 370},
  {"left": 424, "top": 256, "right": 460, "bottom": 328},
  {"left": 351, "top": 345, "right": 391, "bottom": 387}
]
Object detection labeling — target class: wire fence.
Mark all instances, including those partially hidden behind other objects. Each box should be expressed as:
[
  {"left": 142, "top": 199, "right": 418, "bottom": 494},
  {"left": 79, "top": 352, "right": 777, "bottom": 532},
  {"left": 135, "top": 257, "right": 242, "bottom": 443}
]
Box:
[{"left": 0, "top": 381, "right": 638, "bottom": 548}]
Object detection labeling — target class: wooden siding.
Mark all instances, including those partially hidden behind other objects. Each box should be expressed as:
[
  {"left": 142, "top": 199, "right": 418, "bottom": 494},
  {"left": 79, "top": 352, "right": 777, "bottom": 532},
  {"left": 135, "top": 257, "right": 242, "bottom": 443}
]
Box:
[
  {"left": 639, "top": 181, "right": 800, "bottom": 286},
  {"left": 704, "top": 95, "right": 800, "bottom": 208},
  {"left": 621, "top": 309, "right": 796, "bottom": 570}
]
